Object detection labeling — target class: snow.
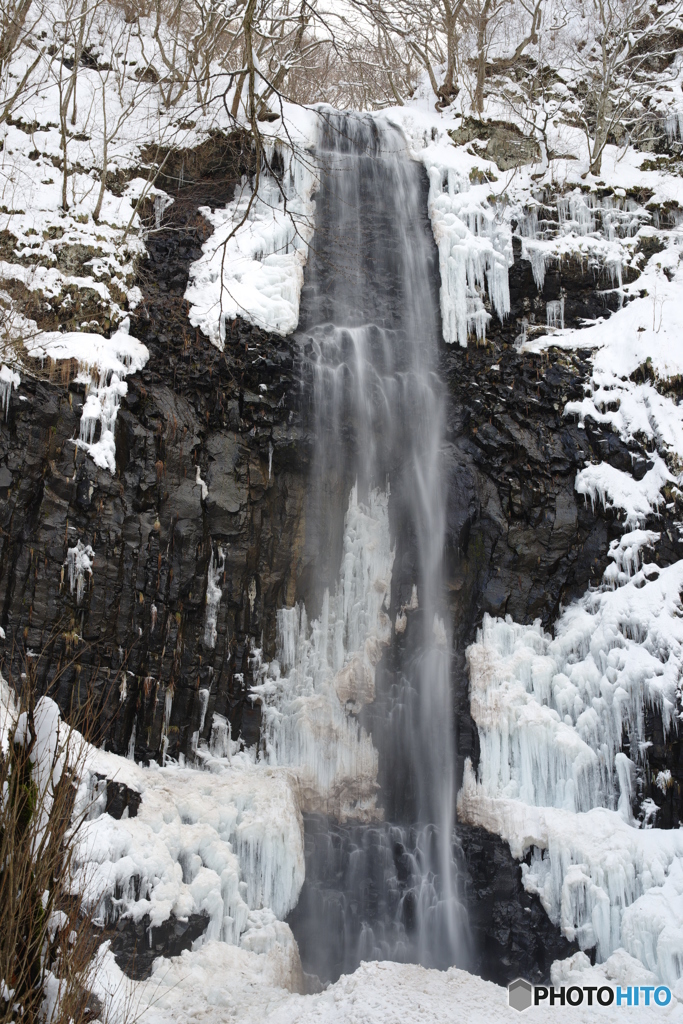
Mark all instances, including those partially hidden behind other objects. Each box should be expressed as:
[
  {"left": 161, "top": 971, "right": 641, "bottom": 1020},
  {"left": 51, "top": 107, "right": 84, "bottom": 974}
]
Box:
[
  {"left": 185, "top": 108, "right": 319, "bottom": 344},
  {"left": 252, "top": 484, "right": 393, "bottom": 821},
  {"left": 575, "top": 455, "right": 673, "bottom": 527},
  {"left": 93, "top": 945, "right": 683, "bottom": 1024}
]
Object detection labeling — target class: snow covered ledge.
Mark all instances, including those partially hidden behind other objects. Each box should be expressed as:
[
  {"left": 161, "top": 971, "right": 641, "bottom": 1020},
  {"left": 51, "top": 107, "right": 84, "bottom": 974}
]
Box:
[{"left": 185, "top": 108, "right": 319, "bottom": 344}]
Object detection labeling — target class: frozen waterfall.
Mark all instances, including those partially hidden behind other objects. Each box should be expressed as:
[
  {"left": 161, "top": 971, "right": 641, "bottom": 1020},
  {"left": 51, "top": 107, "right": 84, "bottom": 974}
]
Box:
[{"left": 255, "top": 112, "right": 468, "bottom": 981}]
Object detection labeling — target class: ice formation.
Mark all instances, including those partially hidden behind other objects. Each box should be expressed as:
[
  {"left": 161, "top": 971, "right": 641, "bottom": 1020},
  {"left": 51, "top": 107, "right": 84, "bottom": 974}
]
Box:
[
  {"left": 421, "top": 154, "right": 511, "bottom": 346},
  {"left": 0, "top": 364, "right": 20, "bottom": 420},
  {"left": 77, "top": 746, "right": 305, "bottom": 941},
  {"left": 65, "top": 540, "right": 95, "bottom": 604},
  {"left": 204, "top": 546, "right": 225, "bottom": 649},
  {"left": 546, "top": 298, "right": 564, "bottom": 329},
  {"left": 26, "top": 318, "right": 149, "bottom": 473},
  {"left": 185, "top": 131, "right": 319, "bottom": 343},
  {"left": 515, "top": 189, "right": 649, "bottom": 296},
  {"left": 252, "top": 485, "right": 393, "bottom": 821},
  {"left": 460, "top": 541, "right": 683, "bottom": 976}
]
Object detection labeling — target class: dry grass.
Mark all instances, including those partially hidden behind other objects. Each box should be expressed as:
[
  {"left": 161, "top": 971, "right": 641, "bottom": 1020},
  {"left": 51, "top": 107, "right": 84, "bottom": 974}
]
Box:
[{"left": 0, "top": 653, "right": 122, "bottom": 1024}]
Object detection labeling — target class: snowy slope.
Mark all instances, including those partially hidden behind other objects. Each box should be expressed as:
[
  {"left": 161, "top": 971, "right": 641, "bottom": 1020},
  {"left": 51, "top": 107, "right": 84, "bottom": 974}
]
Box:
[{"left": 94, "top": 945, "right": 683, "bottom": 1024}]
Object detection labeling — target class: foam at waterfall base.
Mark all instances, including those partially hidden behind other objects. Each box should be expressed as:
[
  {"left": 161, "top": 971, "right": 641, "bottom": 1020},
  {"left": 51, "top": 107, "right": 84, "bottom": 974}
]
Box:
[
  {"left": 93, "top": 944, "right": 683, "bottom": 1024},
  {"left": 252, "top": 484, "right": 393, "bottom": 821}
]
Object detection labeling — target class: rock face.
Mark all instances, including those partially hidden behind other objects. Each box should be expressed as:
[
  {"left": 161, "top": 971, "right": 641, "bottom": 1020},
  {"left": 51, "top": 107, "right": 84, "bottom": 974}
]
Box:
[
  {"left": 1, "top": 135, "right": 679, "bottom": 983},
  {"left": 0, "top": 151, "right": 310, "bottom": 765},
  {"left": 448, "top": 118, "right": 541, "bottom": 169}
]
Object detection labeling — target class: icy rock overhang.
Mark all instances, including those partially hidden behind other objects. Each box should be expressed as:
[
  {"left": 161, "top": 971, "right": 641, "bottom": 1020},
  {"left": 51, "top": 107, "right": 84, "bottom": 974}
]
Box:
[
  {"left": 184, "top": 107, "right": 319, "bottom": 344},
  {"left": 459, "top": 531, "right": 683, "bottom": 978}
]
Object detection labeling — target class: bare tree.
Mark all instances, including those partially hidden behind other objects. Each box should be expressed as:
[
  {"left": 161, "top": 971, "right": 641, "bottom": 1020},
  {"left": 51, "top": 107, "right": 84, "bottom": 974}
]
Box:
[{"left": 566, "top": 0, "right": 683, "bottom": 176}]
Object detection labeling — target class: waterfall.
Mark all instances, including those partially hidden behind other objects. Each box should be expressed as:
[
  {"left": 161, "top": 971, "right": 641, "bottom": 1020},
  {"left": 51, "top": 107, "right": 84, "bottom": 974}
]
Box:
[{"left": 258, "top": 113, "right": 468, "bottom": 981}]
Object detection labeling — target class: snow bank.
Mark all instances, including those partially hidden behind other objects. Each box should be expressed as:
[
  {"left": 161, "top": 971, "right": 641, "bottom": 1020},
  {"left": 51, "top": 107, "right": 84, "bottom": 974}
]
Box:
[
  {"left": 253, "top": 485, "right": 393, "bottom": 820},
  {"left": 185, "top": 109, "right": 319, "bottom": 343}
]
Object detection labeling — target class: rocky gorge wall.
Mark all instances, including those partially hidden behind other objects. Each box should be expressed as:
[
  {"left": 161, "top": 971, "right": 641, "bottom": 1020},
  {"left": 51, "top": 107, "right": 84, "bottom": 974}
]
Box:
[{"left": 1, "top": 134, "right": 681, "bottom": 984}]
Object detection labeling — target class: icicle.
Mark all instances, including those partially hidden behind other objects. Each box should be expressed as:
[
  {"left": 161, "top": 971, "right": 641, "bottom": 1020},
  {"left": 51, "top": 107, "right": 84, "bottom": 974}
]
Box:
[
  {"left": 65, "top": 540, "right": 94, "bottom": 604},
  {"left": 0, "top": 365, "right": 20, "bottom": 420},
  {"left": 127, "top": 721, "right": 136, "bottom": 761},
  {"left": 546, "top": 298, "right": 564, "bottom": 329},
  {"left": 204, "top": 546, "right": 225, "bottom": 648}
]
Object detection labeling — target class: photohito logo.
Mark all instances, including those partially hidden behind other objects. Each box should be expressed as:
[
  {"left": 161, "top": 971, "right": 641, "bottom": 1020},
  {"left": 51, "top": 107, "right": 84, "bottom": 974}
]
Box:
[{"left": 508, "top": 980, "right": 673, "bottom": 1011}]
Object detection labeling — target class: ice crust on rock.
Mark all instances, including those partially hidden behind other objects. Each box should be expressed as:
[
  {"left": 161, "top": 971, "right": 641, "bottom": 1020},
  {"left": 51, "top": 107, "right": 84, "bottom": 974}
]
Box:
[
  {"left": 252, "top": 484, "right": 393, "bottom": 821},
  {"left": 185, "top": 127, "right": 318, "bottom": 343},
  {"left": 65, "top": 540, "right": 95, "bottom": 604},
  {"left": 204, "top": 546, "right": 225, "bottom": 649},
  {"left": 77, "top": 749, "right": 305, "bottom": 941}
]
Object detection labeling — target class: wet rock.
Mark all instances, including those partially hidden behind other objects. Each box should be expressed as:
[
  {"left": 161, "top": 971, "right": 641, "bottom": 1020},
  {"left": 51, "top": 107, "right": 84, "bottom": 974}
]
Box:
[
  {"left": 107, "top": 912, "right": 209, "bottom": 979},
  {"left": 458, "top": 824, "right": 583, "bottom": 986}
]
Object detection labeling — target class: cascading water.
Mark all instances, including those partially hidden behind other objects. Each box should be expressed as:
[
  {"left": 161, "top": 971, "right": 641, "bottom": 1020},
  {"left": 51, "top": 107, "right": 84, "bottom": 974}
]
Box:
[{"left": 257, "top": 113, "right": 468, "bottom": 982}]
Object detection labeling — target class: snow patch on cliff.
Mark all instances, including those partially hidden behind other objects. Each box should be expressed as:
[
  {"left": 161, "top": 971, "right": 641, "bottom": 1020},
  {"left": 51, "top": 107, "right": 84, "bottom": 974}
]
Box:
[{"left": 185, "top": 110, "right": 319, "bottom": 343}]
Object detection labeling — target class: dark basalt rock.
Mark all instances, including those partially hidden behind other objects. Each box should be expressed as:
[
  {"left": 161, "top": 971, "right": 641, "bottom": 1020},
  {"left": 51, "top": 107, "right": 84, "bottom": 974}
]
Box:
[
  {"left": 107, "top": 911, "right": 210, "bottom": 979},
  {"left": 458, "top": 824, "right": 585, "bottom": 986},
  {"left": 0, "top": 141, "right": 310, "bottom": 766}
]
